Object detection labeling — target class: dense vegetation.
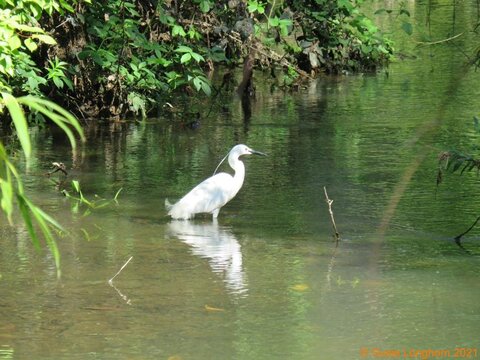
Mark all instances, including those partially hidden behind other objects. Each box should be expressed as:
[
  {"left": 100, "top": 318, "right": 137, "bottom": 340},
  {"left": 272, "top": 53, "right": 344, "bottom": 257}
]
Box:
[{"left": 1, "top": 0, "right": 393, "bottom": 120}]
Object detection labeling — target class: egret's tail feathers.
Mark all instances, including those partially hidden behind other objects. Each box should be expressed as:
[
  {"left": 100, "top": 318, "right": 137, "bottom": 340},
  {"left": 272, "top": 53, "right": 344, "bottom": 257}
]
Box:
[
  {"left": 165, "top": 198, "right": 192, "bottom": 220},
  {"left": 165, "top": 198, "right": 173, "bottom": 211}
]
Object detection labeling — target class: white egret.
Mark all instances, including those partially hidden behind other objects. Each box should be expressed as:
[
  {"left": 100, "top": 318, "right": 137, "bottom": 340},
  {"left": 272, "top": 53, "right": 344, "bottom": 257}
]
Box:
[{"left": 165, "top": 144, "right": 266, "bottom": 220}]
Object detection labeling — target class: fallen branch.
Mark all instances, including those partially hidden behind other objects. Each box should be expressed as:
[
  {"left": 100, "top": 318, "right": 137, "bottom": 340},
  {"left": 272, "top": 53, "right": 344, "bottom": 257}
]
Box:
[{"left": 324, "top": 186, "right": 340, "bottom": 242}]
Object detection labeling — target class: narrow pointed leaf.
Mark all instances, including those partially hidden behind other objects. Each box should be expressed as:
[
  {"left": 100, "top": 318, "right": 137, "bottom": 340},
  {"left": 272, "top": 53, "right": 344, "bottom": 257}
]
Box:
[{"left": 2, "top": 92, "right": 31, "bottom": 158}]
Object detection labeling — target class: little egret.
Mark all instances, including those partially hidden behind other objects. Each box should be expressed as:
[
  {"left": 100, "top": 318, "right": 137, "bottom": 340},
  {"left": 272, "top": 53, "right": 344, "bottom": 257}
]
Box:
[{"left": 165, "top": 144, "right": 266, "bottom": 220}]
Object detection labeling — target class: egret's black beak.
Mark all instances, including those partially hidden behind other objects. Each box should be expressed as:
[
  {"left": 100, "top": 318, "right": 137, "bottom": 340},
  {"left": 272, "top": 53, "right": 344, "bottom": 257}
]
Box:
[{"left": 251, "top": 149, "right": 267, "bottom": 156}]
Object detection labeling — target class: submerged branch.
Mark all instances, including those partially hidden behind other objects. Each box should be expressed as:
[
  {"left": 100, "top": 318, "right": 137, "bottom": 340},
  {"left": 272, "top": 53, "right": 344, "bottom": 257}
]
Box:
[
  {"left": 415, "top": 32, "right": 464, "bottom": 47},
  {"left": 454, "top": 216, "right": 480, "bottom": 250}
]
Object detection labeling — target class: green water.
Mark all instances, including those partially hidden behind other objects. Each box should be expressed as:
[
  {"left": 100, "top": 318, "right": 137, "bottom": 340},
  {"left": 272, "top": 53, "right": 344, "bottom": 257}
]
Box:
[{"left": 2, "top": 1, "right": 480, "bottom": 359}]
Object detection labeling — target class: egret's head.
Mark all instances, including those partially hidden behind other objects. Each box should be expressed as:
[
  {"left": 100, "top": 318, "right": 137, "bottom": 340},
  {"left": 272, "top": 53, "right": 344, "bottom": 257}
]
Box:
[{"left": 231, "top": 144, "right": 267, "bottom": 157}]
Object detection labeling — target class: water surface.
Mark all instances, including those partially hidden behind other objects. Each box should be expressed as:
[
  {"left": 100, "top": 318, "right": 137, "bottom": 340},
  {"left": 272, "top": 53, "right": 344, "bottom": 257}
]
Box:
[{"left": 1, "top": 2, "right": 480, "bottom": 359}]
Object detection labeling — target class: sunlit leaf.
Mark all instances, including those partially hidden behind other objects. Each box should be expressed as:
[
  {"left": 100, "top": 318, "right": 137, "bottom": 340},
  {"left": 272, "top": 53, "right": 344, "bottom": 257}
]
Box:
[
  {"left": 2, "top": 92, "right": 31, "bottom": 158},
  {"left": 18, "top": 96, "right": 85, "bottom": 147},
  {"left": 180, "top": 53, "right": 191, "bottom": 64},
  {"left": 172, "top": 24, "right": 186, "bottom": 37},
  {"left": 292, "top": 284, "right": 309, "bottom": 292},
  {"left": 114, "top": 188, "right": 123, "bottom": 202},
  {"left": 204, "top": 304, "right": 225, "bottom": 312},
  {"left": 8, "top": 35, "right": 21, "bottom": 50},
  {"left": 175, "top": 45, "right": 192, "bottom": 53},
  {"left": 24, "top": 197, "right": 61, "bottom": 277},
  {"left": 24, "top": 38, "right": 38, "bottom": 52},
  {"left": 31, "top": 34, "right": 57, "bottom": 45},
  {"left": 16, "top": 194, "right": 42, "bottom": 251},
  {"left": 0, "top": 174, "right": 13, "bottom": 224}
]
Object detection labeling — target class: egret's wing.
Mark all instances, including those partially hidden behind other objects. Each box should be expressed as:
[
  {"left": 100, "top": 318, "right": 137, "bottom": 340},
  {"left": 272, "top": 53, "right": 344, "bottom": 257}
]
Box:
[{"left": 168, "top": 173, "right": 233, "bottom": 219}]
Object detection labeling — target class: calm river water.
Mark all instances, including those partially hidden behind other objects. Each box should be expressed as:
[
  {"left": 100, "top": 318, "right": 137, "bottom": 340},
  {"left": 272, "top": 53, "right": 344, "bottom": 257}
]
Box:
[{"left": 2, "top": 2, "right": 480, "bottom": 359}]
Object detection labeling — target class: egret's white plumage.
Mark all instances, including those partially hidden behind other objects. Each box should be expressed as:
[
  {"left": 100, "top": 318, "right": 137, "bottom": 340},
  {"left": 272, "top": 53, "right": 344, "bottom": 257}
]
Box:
[{"left": 166, "top": 144, "right": 266, "bottom": 220}]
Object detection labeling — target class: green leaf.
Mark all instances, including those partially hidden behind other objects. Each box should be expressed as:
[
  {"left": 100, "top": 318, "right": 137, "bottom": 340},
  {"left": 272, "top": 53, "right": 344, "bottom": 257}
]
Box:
[
  {"left": 180, "top": 53, "right": 192, "bottom": 64},
  {"left": 17, "top": 194, "right": 42, "bottom": 251},
  {"left": 31, "top": 34, "right": 57, "bottom": 45},
  {"left": 269, "top": 16, "right": 280, "bottom": 27},
  {"left": 52, "top": 77, "right": 64, "bottom": 89},
  {"left": 114, "top": 188, "right": 123, "bottom": 202},
  {"left": 0, "top": 175, "right": 13, "bottom": 224},
  {"left": 63, "top": 77, "right": 74, "bottom": 91},
  {"left": 175, "top": 45, "right": 192, "bottom": 53},
  {"left": 201, "top": 81, "right": 211, "bottom": 96},
  {"left": 2, "top": 92, "right": 31, "bottom": 158},
  {"left": 172, "top": 24, "right": 186, "bottom": 37},
  {"left": 190, "top": 52, "right": 204, "bottom": 62},
  {"left": 193, "top": 77, "right": 202, "bottom": 91},
  {"left": 18, "top": 96, "right": 85, "bottom": 146},
  {"left": 22, "top": 196, "right": 62, "bottom": 277},
  {"left": 24, "top": 38, "right": 38, "bottom": 52},
  {"left": 72, "top": 180, "right": 80, "bottom": 193},
  {"left": 199, "top": 0, "right": 210, "bottom": 13},
  {"left": 8, "top": 35, "right": 21, "bottom": 50},
  {"left": 10, "top": 23, "right": 45, "bottom": 33}
]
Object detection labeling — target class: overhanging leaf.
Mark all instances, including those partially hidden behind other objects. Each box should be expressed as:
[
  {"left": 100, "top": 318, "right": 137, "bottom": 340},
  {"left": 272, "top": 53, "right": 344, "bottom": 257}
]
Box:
[{"left": 2, "top": 92, "right": 31, "bottom": 158}]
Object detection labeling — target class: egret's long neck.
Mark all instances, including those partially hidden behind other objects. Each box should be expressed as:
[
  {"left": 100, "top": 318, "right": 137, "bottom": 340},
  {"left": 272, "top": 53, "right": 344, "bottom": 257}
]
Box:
[{"left": 229, "top": 156, "right": 245, "bottom": 193}]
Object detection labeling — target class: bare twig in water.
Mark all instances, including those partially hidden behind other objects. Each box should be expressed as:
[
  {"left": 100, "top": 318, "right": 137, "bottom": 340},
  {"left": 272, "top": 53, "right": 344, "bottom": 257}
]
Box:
[
  {"left": 108, "top": 256, "right": 133, "bottom": 285},
  {"left": 108, "top": 256, "right": 133, "bottom": 305},
  {"left": 454, "top": 216, "right": 480, "bottom": 250},
  {"left": 324, "top": 187, "right": 340, "bottom": 242},
  {"left": 47, "top": 162, "right": 68, "bottom": 176}
]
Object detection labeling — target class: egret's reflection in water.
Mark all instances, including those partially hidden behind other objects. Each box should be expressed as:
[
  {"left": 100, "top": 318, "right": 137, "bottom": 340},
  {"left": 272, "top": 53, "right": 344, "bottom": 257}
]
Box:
[{"left": 167, "top": 221, "right": 248, "bottom": 297}]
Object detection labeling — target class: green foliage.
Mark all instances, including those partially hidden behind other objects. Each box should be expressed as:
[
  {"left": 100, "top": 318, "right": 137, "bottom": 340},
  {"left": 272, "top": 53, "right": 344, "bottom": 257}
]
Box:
[
  {"left": 0, "top": 0, "right": 76, "bottom": 124},
  {"left": 285, "top": 0, "right": 393, "bottom": 72},
  {"left": 438, "top": 150, "right": 480, "bottom": 176},
  {"left": 1, "top": 0, "right": 392, "bottom": 118},
  {"left": 47, "top": 57, "right": 73, "bottom": 90},
  {"left": 0, "top": 94, "right": 84, "bottom": 277},
  {"left": 62, "top": 180, "right": 122, "bottom": 216},
  {"left": 437, "top": 116, "right": 480, "bottom": 187},
  {"left": 77, "top": 0, "right": 213, "bottom": 117}
]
